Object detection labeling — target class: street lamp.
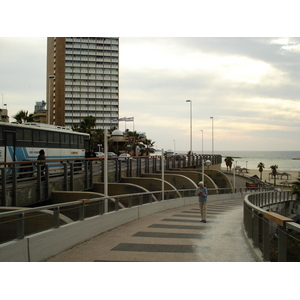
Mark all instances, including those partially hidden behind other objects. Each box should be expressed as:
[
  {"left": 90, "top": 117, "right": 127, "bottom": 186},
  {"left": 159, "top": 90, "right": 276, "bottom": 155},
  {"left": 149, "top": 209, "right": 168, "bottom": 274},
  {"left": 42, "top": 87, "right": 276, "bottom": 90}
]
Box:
[
  {"left": 210, "top": 116, "right": 214, "bottom": 163},
  {"left": 201, "top": 130, "right": 203, "bottom": 155},
  {"left": 186, "top": 100, "right": 192, "bottom": 155},
  {"left": 104, "top": 129, "right": 124, "bottom": 212},
  {"left": 47, "top": 75, "right": 55, "bottom": 124}
]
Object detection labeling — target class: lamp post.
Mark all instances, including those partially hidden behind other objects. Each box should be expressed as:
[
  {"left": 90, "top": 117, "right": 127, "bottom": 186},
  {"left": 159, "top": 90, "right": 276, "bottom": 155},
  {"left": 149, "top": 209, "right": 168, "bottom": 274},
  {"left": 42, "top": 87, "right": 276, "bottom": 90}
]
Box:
[
  {"left": 210, "top": 116, "right": 214, "bottom": 163},
  {"left": 162, "top": 148, "right": 164, "bottom": 201},
  {"left": 186, "top": 100, "right": 192, "bottom": 155},
  {"left": 104, "top": 129, "right": 123, "bottom": 212},
  {"left": 201, "top": 130, "right": 203, "bottom": 155},
  {"left": 47, "top": 75, "right": 55, "bottom": 124}
]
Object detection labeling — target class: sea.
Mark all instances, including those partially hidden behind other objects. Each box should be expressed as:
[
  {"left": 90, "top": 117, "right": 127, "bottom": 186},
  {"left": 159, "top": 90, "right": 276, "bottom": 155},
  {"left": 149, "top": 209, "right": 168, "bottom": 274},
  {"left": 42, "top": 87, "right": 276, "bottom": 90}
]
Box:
[{"left": 173, "top": 150, "right": 300, "bottom": 172}]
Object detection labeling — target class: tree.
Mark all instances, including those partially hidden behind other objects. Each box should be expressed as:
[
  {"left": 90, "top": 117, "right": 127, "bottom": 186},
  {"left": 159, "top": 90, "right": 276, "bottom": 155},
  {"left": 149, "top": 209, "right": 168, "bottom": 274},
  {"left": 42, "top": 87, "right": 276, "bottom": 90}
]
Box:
[
  {"left": 291, "top": 172, "right": 300, "bottom": 200},
  {"left": 125, "top": 130, "right": 144, "bottom": 155},
  {"left": 12, "top": 110, "right": 30, "bottom": 123},
  {"left": 257, "top": 162, "right": 265, "bottom": 180},
  {"left": 72, "top": 116, "right": 96, "bottom": 134},
  {"left": 224, "top": 157, "right": 234, "bottom": 171},
  {"left": 139, "top": 139, "right": 155, "bottom": 156},
  {"left": 270, "top": 165, "right": 278, "bottom": 186}
]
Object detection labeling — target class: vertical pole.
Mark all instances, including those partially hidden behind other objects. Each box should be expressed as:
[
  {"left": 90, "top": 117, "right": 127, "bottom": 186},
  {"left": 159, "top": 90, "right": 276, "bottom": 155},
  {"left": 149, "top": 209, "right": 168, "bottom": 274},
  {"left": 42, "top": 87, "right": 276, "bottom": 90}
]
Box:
[
  {"left": 104, "top": 129, "right": 108, "bottom": 213},
  {"left": 202, "top": 155, "right": 204, "bottom": 183},
  {"left": 162, "top": 148, "right": 164, "bottom": 201},
  {"left": 210, "top": 117, "right": 214, "bottom": 163}
]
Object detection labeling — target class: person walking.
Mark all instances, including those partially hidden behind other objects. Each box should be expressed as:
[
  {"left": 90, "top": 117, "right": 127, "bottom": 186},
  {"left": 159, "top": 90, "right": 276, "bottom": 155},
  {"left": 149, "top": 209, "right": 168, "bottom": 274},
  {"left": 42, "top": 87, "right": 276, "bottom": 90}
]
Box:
[
  {"left": 195, "top": 181, "right": 208, "bottom": 223},
  {"left": 38, "top": 149, "right": 46, "bottom": 176}
]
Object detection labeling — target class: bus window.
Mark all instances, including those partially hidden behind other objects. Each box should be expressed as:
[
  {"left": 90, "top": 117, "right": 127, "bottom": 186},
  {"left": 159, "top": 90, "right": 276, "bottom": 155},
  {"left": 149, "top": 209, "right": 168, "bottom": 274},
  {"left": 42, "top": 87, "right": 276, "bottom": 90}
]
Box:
[
  {"left": 33, "top": 130, "right": 39, "bottom": 142},
  {"left": 54, "top": 132, "right": 59, "bottom": 143},
  {"left": 40, "top": 130, "right": 47, "bottom": 142},
  {"left": 71, "top": 135, "right": 78, "bottom": 148},
  {"left": 61, "top": 133, "right": 70, "bottom": 147},
  {"left": 48, "top": 131, "right": 54, "bottom": 143},
  {"left": 17, "top": 129, "right": 24, "bottom": 140},
  {"left": 24, "top": 129, "right": 31, "bottom": 141}
]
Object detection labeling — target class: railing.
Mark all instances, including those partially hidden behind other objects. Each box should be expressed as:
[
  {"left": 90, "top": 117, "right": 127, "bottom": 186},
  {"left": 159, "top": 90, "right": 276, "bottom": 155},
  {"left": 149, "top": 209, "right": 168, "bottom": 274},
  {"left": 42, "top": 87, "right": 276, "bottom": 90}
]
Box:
[
  {"left": 0, "top": 189, "right": 197, "bottom": 244},
  {"left": 0, "top": 187, "right": 239, "bottom": 245},
  {"left": 244, "top": 191, "right": 300, "bottom": 262},
  {"left": 0, "top": 154, "right": 222, "bottom": 206}
]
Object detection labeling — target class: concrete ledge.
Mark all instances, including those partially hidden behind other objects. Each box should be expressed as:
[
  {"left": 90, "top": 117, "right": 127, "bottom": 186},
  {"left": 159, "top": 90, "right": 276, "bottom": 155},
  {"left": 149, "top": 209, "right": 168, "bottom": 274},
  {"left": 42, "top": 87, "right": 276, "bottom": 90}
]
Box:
[{"left": 0, "top": 239, "right": 29, "bottom": 262}]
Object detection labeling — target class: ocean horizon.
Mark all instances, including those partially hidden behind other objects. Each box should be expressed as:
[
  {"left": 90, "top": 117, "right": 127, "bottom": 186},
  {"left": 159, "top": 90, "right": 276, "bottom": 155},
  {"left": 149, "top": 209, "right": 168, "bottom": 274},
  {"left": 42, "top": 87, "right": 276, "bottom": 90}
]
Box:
[{"left": 173, "top": 150, "right": 300, "bottom": 172}]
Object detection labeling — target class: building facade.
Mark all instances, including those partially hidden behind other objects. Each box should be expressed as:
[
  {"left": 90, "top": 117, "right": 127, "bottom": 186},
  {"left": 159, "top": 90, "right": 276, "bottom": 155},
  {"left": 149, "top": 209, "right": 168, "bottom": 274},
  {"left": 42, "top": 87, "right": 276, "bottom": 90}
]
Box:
[{"left": 47, "top": 37, "right": 119, "bottom": 129}]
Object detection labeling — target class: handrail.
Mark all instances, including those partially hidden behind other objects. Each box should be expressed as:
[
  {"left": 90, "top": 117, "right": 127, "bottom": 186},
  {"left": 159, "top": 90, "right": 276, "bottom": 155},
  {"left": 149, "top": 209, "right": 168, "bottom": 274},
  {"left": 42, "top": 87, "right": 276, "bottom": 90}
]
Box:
[
  {"left": 0, "top": 187, "right": 238, "bottom": 244},
  {"left": 243, "top": 190, "right": 300, "bottom": 262}
]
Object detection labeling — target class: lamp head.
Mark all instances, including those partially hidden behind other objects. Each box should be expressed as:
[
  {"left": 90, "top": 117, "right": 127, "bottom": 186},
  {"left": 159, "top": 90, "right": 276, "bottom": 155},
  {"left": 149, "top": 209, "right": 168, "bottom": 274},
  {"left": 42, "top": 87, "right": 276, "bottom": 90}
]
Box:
[
  {"left": 111, "top": 129, "right": 123, "bottom": 141},
  {"left": 205, "top": 160, "right": 211, "bottom": 166}
]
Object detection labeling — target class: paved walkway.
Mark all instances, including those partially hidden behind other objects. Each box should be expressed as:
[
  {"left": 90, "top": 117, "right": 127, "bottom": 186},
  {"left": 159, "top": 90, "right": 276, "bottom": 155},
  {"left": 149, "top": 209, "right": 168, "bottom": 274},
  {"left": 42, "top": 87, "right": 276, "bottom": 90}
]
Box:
[{"left": 46, "top": 197, "right": 256, "bottom": 262}]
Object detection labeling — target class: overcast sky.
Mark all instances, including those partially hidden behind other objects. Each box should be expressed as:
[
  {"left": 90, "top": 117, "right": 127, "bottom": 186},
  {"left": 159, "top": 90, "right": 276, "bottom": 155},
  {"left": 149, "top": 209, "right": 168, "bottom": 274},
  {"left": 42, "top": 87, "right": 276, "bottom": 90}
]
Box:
[
  {"left": 1, "top": 36, "right": 299, "bottom": 152},
  {"left": 1, "top": 1, "right": 299, "bottom": 153}
]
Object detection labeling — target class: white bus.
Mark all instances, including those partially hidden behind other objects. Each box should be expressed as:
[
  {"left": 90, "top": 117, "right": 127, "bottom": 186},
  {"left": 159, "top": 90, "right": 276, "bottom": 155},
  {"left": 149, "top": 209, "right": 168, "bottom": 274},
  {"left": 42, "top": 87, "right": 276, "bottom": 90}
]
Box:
[{"left": 0, "top": 122, "right": 90, "bottom": 176}]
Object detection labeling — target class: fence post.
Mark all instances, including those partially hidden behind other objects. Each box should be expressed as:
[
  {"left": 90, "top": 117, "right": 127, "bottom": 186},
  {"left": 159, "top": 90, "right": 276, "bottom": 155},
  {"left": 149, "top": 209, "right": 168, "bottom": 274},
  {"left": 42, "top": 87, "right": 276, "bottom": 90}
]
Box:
[
  {"left": 1, "top": 168, "right": 7, "bottom": 206},
  {"left": 253, "top": 210, "right": 260, "bottom": 248},
  {"left": 70, "top": 162, "right": 74, "bottom": 191},
  {"left": 278, "top": 225, "right": 287, "bottom": 262},
  {"left": 262, "top": 216, "right": 270, "bottom": 261},
  {"left": 53, "top": 207, "right": 60, "bottom": 228},
  {"left": 36, "top": 164, "right": 42, "bottom": 201},
  {"left": 12, "top": 165, "right": 17, "bottom": 206}
]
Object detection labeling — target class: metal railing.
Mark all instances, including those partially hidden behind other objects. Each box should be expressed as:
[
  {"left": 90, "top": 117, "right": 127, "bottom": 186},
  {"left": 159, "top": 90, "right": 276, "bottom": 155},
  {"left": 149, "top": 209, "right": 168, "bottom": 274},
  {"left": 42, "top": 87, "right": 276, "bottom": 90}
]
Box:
[
  {"left": 244, "top": 191, "right": 300, "bottom": 262},
  {"left": 0, "top": 186, "right": 238, "bottom": 245},
  {"left": 0, "top": 189, "right": 198, "bottom": 244},
  {"left": 0, "top": 154, "right": 222, "bottom": 206}
]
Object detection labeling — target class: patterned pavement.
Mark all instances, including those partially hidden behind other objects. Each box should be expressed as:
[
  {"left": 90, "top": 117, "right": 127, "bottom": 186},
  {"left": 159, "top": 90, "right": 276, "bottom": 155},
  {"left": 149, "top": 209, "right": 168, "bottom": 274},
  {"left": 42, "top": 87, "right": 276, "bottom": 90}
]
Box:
[{"left": 46, "top": 197, "right": 256, "bottom": 262}]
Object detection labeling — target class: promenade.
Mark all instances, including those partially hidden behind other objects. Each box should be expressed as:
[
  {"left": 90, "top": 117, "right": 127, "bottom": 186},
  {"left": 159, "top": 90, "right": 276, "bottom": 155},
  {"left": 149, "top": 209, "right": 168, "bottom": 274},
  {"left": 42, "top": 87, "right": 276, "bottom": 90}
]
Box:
[{"left": 46, "top": 197, "right": 256, "bottom": 262}]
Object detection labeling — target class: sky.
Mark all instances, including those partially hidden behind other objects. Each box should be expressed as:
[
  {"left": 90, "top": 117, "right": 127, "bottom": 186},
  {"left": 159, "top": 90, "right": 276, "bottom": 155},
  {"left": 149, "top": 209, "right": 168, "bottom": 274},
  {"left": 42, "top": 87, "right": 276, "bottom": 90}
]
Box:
[{"left": 1, "top": 2, "right": 300, "bottom": 153}]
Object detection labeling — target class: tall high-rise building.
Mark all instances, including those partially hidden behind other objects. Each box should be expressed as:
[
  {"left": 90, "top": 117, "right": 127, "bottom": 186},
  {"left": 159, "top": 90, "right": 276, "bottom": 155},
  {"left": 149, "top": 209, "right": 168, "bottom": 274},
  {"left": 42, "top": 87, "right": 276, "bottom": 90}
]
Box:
[{"left": 47, "top": 37, "right": 119, "bottom": 129}]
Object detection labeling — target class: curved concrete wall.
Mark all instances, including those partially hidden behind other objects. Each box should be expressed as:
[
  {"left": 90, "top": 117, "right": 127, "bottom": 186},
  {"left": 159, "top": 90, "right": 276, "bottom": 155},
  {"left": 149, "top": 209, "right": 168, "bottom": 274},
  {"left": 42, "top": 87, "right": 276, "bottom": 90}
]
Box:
[
  {"left": 120, "top": 177, "right": 181, "bottom": 198},
  {"left": 141, "top": 173, "right": 197, "bottom": 190},
  {"left": 93, "top": 182, "right": 158, "bottom": 205},
  {"left": 164, "top": 170, "right": 217, "bottom": 191},
  {"left": 205, "top": 169, "right": 234, "bottom": 191}
]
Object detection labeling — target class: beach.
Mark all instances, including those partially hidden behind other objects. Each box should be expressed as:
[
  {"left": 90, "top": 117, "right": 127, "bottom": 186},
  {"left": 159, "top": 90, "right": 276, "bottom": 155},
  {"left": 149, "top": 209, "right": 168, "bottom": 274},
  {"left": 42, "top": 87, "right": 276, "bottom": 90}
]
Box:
[{"left": 222, "top": 167, "right": 299, "bottom": 186}]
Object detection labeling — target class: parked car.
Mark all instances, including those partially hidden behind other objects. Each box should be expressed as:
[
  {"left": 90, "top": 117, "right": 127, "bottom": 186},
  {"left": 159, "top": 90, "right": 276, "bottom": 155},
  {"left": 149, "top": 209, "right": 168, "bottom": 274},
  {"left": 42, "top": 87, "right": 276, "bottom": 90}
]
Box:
[
  {"left": 118, "top": 153, "right": 132, "bottom": 160},
  {"left": 95, "top": 152, "right": 105, "bottom": 158},
  {"left": 107, "top": 152, "right": 117, "bottom": 158}
]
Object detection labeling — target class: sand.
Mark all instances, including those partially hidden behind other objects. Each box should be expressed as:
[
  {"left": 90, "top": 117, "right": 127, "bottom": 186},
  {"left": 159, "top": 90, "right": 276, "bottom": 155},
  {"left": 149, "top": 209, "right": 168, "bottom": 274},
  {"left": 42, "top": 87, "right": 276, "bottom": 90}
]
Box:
[{"left": 222, "top": 168, "right": 300, "bottom": 185}]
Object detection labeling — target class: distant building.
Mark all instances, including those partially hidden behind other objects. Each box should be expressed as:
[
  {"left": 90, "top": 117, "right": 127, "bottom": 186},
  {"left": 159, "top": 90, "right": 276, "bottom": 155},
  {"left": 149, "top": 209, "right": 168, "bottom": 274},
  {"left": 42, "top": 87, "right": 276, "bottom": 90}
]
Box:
[
  {"left": 32, "top": 101, "right": 47, "bottom": 123},
  {"left": 47, "top": 37, "right": 119, "bottom": 129},
  {"left": 34, "top": 100, "right": 46, "bottom": 113},
  {"left": 0, "top": 109, "right": 9, "bottom": 123}
]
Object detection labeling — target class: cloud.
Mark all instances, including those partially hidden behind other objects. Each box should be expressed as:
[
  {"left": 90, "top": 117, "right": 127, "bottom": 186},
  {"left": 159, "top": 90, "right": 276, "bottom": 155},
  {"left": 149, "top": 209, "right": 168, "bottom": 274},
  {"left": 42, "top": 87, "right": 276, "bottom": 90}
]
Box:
[{"left": 1, "top": 37, "right": 300, "bottom": 151}]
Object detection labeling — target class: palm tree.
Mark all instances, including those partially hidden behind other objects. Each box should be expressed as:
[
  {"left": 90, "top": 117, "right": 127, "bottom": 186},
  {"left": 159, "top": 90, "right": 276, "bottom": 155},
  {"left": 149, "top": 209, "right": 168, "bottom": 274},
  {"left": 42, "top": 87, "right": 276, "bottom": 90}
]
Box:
[
  {"left": 224, "top": 157, "right": 234, "bottom": 171},
  {"left": 257, "top": 162, "right": 265, "bottom": 180},
  {"left": 12, "top": 110, "right": 29, "bottom": 123},
  {"left": 125, "top": 130, "right": 143, "bottom": 155},
  {"left": 291, "top": 172, "right": 300, "bottom": 200},
  {"left": 270, "top": 165, "right": 278, "bottom": 186},
  {"left": 140, "top": 139, "right": 155, "bottom": 156}
]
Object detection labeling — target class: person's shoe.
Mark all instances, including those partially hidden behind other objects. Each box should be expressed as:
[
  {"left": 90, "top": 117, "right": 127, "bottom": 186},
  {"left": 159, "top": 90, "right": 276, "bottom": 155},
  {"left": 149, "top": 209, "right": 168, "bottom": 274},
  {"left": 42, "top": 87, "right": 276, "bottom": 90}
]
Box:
[{"left": 203, "top": 220, "right": 206, "bottom": 223}]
